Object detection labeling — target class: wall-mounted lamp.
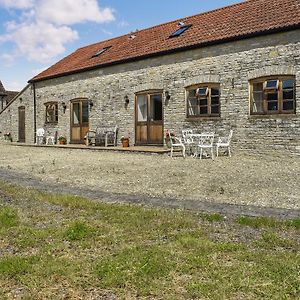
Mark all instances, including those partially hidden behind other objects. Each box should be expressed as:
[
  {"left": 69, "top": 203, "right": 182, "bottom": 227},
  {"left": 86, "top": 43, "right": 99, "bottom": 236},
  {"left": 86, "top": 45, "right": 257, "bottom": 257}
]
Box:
[
  {"left": 61, "top": 101, "right": 67, "bottom": 113},
  {"left": 89, "top": 99, "right": 94, "bottom": 109},
  {"left": 19, "top": 97, "right": 23, "bottom": 103},
  {"left": 124, "top": 95, "right": 129, "bottom": 109},
  {"left": 164, "top": 91, "right": 171, "bottom": 106}
]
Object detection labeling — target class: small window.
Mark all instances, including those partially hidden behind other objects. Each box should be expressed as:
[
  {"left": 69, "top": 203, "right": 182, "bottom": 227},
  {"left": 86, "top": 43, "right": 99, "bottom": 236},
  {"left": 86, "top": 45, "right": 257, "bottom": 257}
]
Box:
[
  {"left": 264, "top": 80, "right": 279, "bottom": 90},
  {"left": 169, "top": 24, "right": 192, "bottom": 38},
  {"left": 45, "top": 102, "right": 58, "bottom": 124},
  {"left": 91, "top": 46, "right": 112, "bottom": 58},
  {"left": 186, "top": 84, "right": 220, "bottom": 118},
  {"left": 250, "top": 76, "right": 295, "bottom": 115}
]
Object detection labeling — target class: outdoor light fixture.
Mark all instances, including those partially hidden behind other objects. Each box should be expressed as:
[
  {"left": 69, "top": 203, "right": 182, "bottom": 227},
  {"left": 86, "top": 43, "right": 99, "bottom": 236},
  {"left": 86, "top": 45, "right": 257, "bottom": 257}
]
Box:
[
  {"left": 165, "top": 91, "right": 171, "bottom": 105},
  {"left": 61, "top": 101, "right": 67, "bottom": 113},
  {"left": 89, "top": 99, "right": 94, "bottom": 108},
  {"left": 124, "top": 95, "right": 129, "bottom": 109}
]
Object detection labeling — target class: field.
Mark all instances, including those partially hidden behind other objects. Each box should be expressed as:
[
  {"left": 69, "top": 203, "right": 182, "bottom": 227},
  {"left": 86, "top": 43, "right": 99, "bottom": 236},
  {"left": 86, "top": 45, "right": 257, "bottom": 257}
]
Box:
[{"left": 0, "top": 181, "right": 300, "bottom": 299}]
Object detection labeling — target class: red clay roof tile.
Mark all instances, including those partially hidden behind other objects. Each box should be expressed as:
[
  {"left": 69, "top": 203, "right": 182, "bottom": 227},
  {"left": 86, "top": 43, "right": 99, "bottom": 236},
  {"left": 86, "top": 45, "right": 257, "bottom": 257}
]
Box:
[{"left": 30, "top": 0, "right": 300, "bottom": 82}]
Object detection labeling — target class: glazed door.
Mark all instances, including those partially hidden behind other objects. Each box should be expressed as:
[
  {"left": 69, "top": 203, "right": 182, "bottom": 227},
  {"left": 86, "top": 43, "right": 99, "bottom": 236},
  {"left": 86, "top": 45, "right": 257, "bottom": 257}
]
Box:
[
  {"left": 18, "top": 106, "right": 25, "bottom": 143},
  {"left": 135, "top": 93, "right": 163, "bottom": 145},
  {"left": 71, "top": 100, "right": 89, "bottom": 143}
]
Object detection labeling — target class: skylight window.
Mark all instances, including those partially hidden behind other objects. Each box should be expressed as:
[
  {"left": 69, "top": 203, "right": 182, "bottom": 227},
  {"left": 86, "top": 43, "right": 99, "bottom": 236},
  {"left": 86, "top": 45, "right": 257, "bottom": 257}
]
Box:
[
  {"left": 169, "top": 24, "right": 192, "bottom": 38},
  {"left": 91, "top": 46, "right": 112, "bottom": 58}
]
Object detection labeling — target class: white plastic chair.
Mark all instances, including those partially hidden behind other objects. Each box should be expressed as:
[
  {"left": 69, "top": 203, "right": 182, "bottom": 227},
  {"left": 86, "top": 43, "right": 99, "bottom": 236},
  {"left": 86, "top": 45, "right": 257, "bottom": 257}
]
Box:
[
  {"left": 196, "top": 133, "right": 215, "bottom": 160},
  {"left": 36, "top": 128, "right": 45, "bottom": 145},
  {"left": 216, "top": 130, "right": 233, "bottom": 157},
  {"left": 170, "top": 136, "right": 186, "bottom": 158}
]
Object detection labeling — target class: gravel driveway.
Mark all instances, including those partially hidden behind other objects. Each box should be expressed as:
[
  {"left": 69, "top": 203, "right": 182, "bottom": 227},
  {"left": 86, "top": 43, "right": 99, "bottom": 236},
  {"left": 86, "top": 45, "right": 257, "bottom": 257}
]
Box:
[{"left": 0, "top": 143, "right": 299, "bottom": 217}]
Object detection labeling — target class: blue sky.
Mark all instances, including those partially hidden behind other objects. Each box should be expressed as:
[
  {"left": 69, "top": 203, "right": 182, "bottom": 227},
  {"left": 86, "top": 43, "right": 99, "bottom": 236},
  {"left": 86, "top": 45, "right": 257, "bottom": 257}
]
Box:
[{"left": 0, "top": 0, "right": 240, "bottom": 91}]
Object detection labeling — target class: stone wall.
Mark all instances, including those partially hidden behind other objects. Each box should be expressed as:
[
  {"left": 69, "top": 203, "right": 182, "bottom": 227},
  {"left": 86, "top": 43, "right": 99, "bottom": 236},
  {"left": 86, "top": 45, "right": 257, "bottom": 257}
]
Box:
[{"left": 1, "top": 29, "right": 299, "bottom": 153}]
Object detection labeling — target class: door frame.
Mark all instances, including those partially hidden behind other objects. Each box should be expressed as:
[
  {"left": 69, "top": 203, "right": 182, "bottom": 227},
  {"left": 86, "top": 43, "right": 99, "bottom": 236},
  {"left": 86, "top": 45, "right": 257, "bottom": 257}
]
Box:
[
  {"left": 70, "top": 98, "right": 89, "bottom": 144},
  {"left": 135, "top": 90, "right": 164, "bottom": 146}
]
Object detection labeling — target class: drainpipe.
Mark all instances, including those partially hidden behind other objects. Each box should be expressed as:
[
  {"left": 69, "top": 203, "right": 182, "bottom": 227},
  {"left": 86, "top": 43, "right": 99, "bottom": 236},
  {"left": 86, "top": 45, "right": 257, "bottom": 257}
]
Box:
[{"left": 33, "top": 83, "right": 37, "bottom": 143}]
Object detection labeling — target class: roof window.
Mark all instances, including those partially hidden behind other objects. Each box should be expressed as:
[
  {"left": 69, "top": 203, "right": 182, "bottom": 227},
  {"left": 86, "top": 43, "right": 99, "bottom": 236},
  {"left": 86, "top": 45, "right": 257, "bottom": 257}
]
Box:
[
  {"left": 169, "top": 24, "right": 192, "bottom": 38},
  {"left": 91, "top": 46, "right": 111, "bottom": 58}
]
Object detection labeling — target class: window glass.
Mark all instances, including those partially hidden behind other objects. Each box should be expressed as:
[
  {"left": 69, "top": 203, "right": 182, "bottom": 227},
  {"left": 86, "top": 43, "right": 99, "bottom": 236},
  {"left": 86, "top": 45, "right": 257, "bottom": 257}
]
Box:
[
  {"left": 150, "top": 94, "right": 163, "bottom": 121},
  {"left": 45, "top": 102, "right": 58, "bottom": 123},
  {"left": 265, "top": 80, "right": 278, "bottom": 89},
  {"left": 73, "top": 103, "right": 80, "bottom": 125},
  {"left": 169, "top": 25, "right": 191, "bottom": 38},
  {"left": 82, "top": 102, "right": 89, "bottom": 123},
  {"left": 137, "top": 95, "right": 147, "bottom": 122},
  {"left": 282, "top": 80, "right": 294, "bottom": 89},
  {"left": 283, "top": 101, "right": 294, "bottom": 111}
]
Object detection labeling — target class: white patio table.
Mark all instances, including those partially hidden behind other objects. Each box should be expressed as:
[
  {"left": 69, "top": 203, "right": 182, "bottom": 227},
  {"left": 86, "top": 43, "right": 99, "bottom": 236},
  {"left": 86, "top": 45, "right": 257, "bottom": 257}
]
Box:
[{"left": 186, "top": 133, "right": 215, "bottom": 159}]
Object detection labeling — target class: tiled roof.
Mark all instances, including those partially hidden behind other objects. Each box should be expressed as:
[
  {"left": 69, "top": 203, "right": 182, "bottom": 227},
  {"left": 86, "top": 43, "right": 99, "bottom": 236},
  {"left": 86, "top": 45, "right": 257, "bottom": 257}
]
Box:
[
  {"left": 31, "top": 0, "right": 300, "bottom": 82},
  {"left": 0, "top": 80, "right": 18, "bottom": 102}
]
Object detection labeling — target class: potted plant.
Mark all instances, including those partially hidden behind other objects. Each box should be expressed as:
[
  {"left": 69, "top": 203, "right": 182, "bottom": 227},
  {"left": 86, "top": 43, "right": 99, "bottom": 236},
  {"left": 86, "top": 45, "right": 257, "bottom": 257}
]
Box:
[
  {"left": 120, "top": 135, "right": 129, "bottom": 147},
  {"left": 4, "top": 132, "right": 12, "bottom": 142},
  {"left": 58, "top": 136, "right": 67, "bottom": 145}
]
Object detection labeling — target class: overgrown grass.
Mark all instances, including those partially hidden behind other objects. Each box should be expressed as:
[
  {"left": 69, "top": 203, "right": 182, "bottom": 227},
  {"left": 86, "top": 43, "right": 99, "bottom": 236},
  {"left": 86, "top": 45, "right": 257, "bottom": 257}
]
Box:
[
  {"left": 236, "top": 215, "right": 300, "bottom": 230},
  {"left": 0, "top": 180, "right": 299, "bottom": 299}
]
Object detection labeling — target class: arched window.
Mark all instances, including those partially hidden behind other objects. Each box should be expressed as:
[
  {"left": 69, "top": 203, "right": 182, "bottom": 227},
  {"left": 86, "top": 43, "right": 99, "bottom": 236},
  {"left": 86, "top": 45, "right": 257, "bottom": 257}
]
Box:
[
  {"left": 250, "top": 76, "right": 296, "bottom": 115},
  {"left": 186, "top": 84, "right": 220, "bottom": 118}
]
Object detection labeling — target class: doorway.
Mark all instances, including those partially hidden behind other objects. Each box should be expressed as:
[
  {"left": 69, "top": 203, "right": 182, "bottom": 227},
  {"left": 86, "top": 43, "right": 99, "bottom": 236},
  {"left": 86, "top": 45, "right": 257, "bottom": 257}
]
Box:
[
  {"left": 18, "top": 106, "right": 25, "bottom": 143},
  {"left": 135, "top": 92, "right": 163, "bottom": 145},
  {"left": 70, "top": 99, "right": 89, "bottom": 143}
]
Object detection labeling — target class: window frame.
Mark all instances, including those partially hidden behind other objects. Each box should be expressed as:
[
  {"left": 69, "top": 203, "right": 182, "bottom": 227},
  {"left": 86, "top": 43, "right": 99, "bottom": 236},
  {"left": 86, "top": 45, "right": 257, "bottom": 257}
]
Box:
[
  {"left": 169, "top": 24, "right": 192, "bottom": 38},
  {"left": 186, "top": 83, "right": 221, "bottom": 119},
  {"left": 250, "top": 76, "right": 296, "bottom": 115},
  {"left": 45, "top": 101, "right": 58, "bottom": 124}
]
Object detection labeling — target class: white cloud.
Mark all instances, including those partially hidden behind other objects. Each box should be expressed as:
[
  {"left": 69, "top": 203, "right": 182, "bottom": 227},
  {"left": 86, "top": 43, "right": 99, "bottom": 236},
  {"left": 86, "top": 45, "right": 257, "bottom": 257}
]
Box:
[
  {"left": 7, "top": 21, "right": 79, "bottom": 62},
  {"left": 37, "top": 0, "right": 115, "bottom": 25},
  {"left": 0, "top": 0, "right": 34, "bottom": 9},
  {"left": 0, "top": 0, "right": 115, "bottom": 63}
]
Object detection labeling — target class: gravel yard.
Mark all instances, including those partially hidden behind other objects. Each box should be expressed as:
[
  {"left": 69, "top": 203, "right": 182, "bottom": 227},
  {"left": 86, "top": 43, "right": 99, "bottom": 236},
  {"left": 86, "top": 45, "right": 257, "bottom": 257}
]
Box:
[{"left": 0, "top": 143, "right": 299, "bottom": 211}]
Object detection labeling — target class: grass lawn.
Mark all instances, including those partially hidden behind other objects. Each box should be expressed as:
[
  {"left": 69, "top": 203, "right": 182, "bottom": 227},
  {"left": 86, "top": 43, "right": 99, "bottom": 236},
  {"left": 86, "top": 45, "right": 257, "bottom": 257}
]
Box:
[{"left": 0, "top": 181, "right": 299, "bottom": 299}]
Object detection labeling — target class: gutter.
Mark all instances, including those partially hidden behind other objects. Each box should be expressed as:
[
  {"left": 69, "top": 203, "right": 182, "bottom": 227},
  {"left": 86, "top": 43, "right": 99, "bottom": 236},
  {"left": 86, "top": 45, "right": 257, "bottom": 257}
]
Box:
[
  {"left": 28, "top": 24, "right": 300, "bottom": 84},
  {"left": 32, "top": 83, "right": 37, "bottom": 144}
]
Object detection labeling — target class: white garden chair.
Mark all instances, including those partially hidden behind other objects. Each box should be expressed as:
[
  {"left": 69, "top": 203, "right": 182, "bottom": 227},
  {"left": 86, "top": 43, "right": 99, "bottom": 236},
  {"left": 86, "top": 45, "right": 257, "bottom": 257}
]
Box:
[
  {"left": 216, "top": 129, "right": 233, "bottom": 157},
  {"left": 36, "top": 128, "right": 45, "bottom": 145},
  {"left": 182, "top": 129, "right": 194, "bottom": 155},
  {"left": 170, "top": 136, "right": 186, "bottom": 158},
  {"left": 196, "top": 133, "right": 215, "bottom": 160}
]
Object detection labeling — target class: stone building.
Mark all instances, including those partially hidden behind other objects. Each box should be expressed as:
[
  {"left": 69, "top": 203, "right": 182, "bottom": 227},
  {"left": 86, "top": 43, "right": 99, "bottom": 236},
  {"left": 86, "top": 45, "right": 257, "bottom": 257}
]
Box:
[
  {"left": 0, "top": 81, "right": 18, "bottom": 111},
  {"left": 0, "top": 0, "right": 299, "bottom": 152}
]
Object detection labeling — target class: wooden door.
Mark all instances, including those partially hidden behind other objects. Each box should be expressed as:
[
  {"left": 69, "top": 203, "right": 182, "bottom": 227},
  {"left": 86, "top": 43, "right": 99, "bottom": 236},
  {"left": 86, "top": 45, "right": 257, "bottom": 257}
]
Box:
[
  {"left": 70, "top": 100, "right": 89, "bottom": 143},
  {"left": 18, "top": 106, "right": 25, "bottom": 143},
  {"left": 135, "top": 92, "right": 163, "bottom": 145}
]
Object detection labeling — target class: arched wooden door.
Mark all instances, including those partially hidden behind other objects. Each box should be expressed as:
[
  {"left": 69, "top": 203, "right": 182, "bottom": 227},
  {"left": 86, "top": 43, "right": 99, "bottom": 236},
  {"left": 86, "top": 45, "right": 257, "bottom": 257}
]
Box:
[
  {"left": 70, "top": 99, "right": 89, "bottom": 143},
  {"left": 135, "top": 91, "right": 163, "bottom": 145}
]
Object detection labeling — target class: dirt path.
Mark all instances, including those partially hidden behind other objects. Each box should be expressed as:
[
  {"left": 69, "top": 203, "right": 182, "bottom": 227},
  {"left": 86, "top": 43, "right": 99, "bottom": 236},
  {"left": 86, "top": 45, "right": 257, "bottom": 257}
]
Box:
[{"left": 0, "top": 167, "right": 299, "bottom": 219}]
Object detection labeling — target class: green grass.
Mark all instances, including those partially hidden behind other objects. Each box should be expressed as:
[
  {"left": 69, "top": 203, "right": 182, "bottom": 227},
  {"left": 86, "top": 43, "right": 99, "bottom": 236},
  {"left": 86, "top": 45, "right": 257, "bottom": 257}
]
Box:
[
  {"left": 0, "top": 207, "right": 19, "bottom": 228},
  {"left": 0, "top": 180, "right": 299, "bottom": 299}
]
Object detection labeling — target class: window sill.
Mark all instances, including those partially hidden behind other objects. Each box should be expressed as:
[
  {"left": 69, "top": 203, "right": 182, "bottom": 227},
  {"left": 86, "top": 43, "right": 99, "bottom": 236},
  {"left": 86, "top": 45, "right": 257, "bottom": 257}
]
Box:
[
  {"left": 186, "top": 116, "right": 222, "bottom": 121},
  {"left": 45, "top": 122, "right": 58, "bottom": 126},
  {"left": 249, "top": 113, "right": 297, "bottom": 120}
]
